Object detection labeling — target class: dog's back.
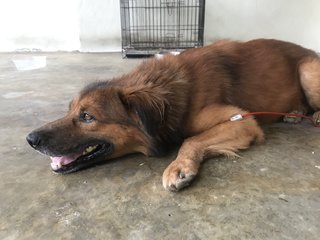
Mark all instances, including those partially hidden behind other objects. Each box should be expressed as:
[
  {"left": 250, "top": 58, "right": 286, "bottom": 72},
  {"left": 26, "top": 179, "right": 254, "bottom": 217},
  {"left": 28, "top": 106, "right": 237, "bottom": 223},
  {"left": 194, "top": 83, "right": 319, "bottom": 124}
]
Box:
[{"left": 178, "top": 39, "right": 318, "bottom": 123}]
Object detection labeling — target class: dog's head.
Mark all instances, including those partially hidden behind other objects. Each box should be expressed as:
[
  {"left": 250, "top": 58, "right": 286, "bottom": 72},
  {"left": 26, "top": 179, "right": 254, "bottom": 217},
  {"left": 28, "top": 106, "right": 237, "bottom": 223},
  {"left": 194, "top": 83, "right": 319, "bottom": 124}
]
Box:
[{"left": 26, "top": 81, "right": 172, "bottom": 173}]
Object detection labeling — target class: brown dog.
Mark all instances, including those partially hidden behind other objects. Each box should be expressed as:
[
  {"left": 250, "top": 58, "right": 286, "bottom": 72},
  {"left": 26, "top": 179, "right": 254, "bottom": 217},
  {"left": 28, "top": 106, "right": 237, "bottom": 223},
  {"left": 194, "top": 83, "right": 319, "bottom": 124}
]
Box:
[{"left": 26, "top": 39, "right": 320, "bottom": 191}]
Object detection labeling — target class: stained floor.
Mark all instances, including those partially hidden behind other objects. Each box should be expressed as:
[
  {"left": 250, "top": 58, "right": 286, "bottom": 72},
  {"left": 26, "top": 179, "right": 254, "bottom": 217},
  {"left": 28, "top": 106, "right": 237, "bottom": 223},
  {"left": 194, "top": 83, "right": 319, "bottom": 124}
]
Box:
[{"left": 0, "top": 52, "right": 319, "bottom": 240}]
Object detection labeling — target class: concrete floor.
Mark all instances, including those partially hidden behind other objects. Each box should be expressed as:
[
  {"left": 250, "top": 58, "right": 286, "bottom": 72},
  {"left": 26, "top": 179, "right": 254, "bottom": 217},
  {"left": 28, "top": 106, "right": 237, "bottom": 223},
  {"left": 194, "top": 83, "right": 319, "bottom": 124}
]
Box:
[{"left": 0, "top": 52, "right": 319, "bottom": 240}]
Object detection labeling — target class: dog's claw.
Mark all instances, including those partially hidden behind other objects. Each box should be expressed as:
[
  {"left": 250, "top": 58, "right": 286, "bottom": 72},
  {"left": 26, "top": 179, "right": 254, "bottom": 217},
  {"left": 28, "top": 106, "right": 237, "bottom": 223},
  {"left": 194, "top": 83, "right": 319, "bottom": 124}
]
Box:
[
  {"left": 179, "top": 172, "right": 186, "bottom": 179},
  {"left": 169, "top": 184, "right": 178, "bottom": 191}
]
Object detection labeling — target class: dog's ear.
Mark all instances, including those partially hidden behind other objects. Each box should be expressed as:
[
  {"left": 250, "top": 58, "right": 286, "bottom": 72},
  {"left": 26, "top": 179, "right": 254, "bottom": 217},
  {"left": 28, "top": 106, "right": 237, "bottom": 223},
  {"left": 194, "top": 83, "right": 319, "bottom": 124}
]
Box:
[{"left": 119, "top": 86, "right": 168, "bottom": 135}]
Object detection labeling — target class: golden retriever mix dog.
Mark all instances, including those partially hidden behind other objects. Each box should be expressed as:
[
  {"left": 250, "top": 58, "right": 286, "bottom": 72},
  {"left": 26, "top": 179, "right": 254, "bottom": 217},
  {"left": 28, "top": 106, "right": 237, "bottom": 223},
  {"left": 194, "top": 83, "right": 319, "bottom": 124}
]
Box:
[{"left": 26, "top": 39, "right": 320, "bottom": 191}]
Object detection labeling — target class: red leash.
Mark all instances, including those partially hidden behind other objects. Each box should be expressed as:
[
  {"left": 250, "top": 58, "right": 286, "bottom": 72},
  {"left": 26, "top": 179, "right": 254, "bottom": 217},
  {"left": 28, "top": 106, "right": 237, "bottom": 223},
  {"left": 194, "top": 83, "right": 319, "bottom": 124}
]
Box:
[{"left": 230, "top": 111, "right": 320, "bottom": 127}]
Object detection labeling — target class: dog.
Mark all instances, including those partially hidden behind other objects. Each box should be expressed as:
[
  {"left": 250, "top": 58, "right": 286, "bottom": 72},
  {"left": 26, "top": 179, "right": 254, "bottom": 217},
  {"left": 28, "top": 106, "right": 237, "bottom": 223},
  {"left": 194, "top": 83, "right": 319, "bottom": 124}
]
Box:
[{"left": 26, "top": 39, "right": 320, "bottom": 191}]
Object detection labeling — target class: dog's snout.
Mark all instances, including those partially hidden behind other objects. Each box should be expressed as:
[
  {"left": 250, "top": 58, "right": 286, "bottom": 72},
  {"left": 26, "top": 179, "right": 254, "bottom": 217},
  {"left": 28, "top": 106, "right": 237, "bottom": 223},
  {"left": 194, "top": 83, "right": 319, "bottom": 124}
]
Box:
[{"left": 26, "top": 132, "right": 41, "bottom": 148}]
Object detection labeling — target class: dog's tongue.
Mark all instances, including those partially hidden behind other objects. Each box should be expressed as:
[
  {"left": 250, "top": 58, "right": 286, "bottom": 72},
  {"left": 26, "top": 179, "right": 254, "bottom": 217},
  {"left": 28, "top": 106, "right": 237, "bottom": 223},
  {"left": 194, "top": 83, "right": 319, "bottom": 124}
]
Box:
[{"left": 50, "top": 152, "right": 82, "bottom": 170}]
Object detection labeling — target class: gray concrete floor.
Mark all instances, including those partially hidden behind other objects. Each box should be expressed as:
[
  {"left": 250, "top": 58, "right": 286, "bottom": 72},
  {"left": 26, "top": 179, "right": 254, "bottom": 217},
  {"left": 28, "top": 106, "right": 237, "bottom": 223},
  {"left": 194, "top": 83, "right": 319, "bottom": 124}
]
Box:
[{"left": 0, "top": 52, "right": 319, "bottom": 240}]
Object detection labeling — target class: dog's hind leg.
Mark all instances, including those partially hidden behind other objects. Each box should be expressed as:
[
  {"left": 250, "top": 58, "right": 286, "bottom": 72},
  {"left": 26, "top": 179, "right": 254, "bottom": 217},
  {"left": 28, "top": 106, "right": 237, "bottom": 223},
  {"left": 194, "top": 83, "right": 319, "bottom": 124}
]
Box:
[
  {"left": 162, "top": 105, "right": 264, "bottom": 191},
  {"left": 299, "top": 57, "right": 320, "bottom": 124}
]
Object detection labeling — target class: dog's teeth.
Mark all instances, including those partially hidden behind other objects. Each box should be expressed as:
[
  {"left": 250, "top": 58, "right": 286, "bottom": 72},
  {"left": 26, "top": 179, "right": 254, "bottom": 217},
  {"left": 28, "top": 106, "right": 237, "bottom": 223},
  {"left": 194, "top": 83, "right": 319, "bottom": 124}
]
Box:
[
  {"left": 83, "top": 145, "right": 98, "bottom": 155},
  {"left": 86, "top": 146, "right": 94, "bottom": 152},
  {"left": 51, "top": 162, "right": 62, "bottom": 170}
]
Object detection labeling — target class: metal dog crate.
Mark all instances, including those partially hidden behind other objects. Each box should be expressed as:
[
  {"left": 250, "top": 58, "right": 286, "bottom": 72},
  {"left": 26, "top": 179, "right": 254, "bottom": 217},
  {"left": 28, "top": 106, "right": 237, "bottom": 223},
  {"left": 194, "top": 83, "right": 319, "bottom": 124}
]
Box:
[{"left": 120, "top": 0, "right": 205, "bottom": 57}]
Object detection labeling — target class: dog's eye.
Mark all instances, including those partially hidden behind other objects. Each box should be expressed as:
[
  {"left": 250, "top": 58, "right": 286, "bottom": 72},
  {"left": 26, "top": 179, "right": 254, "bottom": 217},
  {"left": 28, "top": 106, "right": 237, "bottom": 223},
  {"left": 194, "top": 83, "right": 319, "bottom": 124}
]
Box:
[{"left": 80, "top": 112, "right": 95, "bottom": 123}]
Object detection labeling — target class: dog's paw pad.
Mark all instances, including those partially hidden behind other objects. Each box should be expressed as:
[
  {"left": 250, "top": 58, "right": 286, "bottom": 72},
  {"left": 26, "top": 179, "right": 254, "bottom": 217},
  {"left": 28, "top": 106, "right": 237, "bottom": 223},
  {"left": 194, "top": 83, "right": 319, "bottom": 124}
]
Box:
[
  {"left": 283, "top": 110, "right": 303, "bottom": 124},
  {"left": 162, "top": 160, "right": 198, "bottom": 192}
]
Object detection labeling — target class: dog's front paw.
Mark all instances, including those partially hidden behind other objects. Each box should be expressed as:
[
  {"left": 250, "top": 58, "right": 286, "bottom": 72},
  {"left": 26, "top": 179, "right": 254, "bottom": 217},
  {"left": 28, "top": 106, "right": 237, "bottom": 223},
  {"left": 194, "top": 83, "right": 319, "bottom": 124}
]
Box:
[{"left": 162, "top": 160, "right": 199, "bottom": 192}]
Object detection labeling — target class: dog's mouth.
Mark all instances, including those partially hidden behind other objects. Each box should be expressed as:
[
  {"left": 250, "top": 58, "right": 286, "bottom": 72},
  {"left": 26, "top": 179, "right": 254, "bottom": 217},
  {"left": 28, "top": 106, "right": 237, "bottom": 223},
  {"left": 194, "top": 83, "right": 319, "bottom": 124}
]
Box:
[{"left": 50, "top": 142, "right": 113, "bottom": 174}]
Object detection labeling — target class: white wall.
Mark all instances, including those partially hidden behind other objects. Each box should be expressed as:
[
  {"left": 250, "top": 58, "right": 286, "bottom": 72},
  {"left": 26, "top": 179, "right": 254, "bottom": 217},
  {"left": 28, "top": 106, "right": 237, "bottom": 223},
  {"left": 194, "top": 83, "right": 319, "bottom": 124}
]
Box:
[
  {"left": 79, "top": 0, "right": 121, "bottom": 52},
  {"left": 0, "top": 0, "right": 319, "bottom": 52},
  {"left": 0, "top": 0, "right": 80, "bottom": 51},
  {"left": 205, "top": 0, "right": 320, "bottom": 51}
]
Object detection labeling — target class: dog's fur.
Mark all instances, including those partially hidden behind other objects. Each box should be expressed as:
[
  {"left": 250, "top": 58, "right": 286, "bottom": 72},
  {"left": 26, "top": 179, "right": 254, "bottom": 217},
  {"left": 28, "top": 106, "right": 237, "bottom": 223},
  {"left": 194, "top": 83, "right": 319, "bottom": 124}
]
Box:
[{"left": 27, "top": 39, "right": 320, "bottom": 191}]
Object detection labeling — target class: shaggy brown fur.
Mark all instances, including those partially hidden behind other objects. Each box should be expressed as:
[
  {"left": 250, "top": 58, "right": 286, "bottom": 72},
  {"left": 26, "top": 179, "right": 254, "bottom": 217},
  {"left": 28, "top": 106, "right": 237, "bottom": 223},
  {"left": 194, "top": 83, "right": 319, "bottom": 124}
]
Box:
[{"left": 27, "top": 39, "right": 320, "bottom": 191}]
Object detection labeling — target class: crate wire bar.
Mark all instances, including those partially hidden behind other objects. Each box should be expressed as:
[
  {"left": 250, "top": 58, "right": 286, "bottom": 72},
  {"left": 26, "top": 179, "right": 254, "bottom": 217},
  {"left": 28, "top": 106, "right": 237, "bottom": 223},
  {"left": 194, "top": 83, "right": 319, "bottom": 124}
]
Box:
[{"left": 120, "top": 0, "right": 205, "bottom": 57}]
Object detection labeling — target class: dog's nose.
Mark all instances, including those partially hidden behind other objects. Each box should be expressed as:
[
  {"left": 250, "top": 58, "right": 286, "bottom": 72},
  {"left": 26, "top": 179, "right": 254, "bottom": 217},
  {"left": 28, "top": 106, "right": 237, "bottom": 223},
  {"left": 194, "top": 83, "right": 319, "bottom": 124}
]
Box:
[{"left": 26, "top": 132, "right": 41, "bottom": 148}]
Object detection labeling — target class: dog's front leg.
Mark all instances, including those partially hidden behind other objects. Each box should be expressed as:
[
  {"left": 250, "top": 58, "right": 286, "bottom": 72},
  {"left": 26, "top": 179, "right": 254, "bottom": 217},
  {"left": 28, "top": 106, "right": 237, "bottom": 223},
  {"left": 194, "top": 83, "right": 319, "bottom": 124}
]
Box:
[{"left": 162, "top": 113, "right": 264, "bottom": 191}]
